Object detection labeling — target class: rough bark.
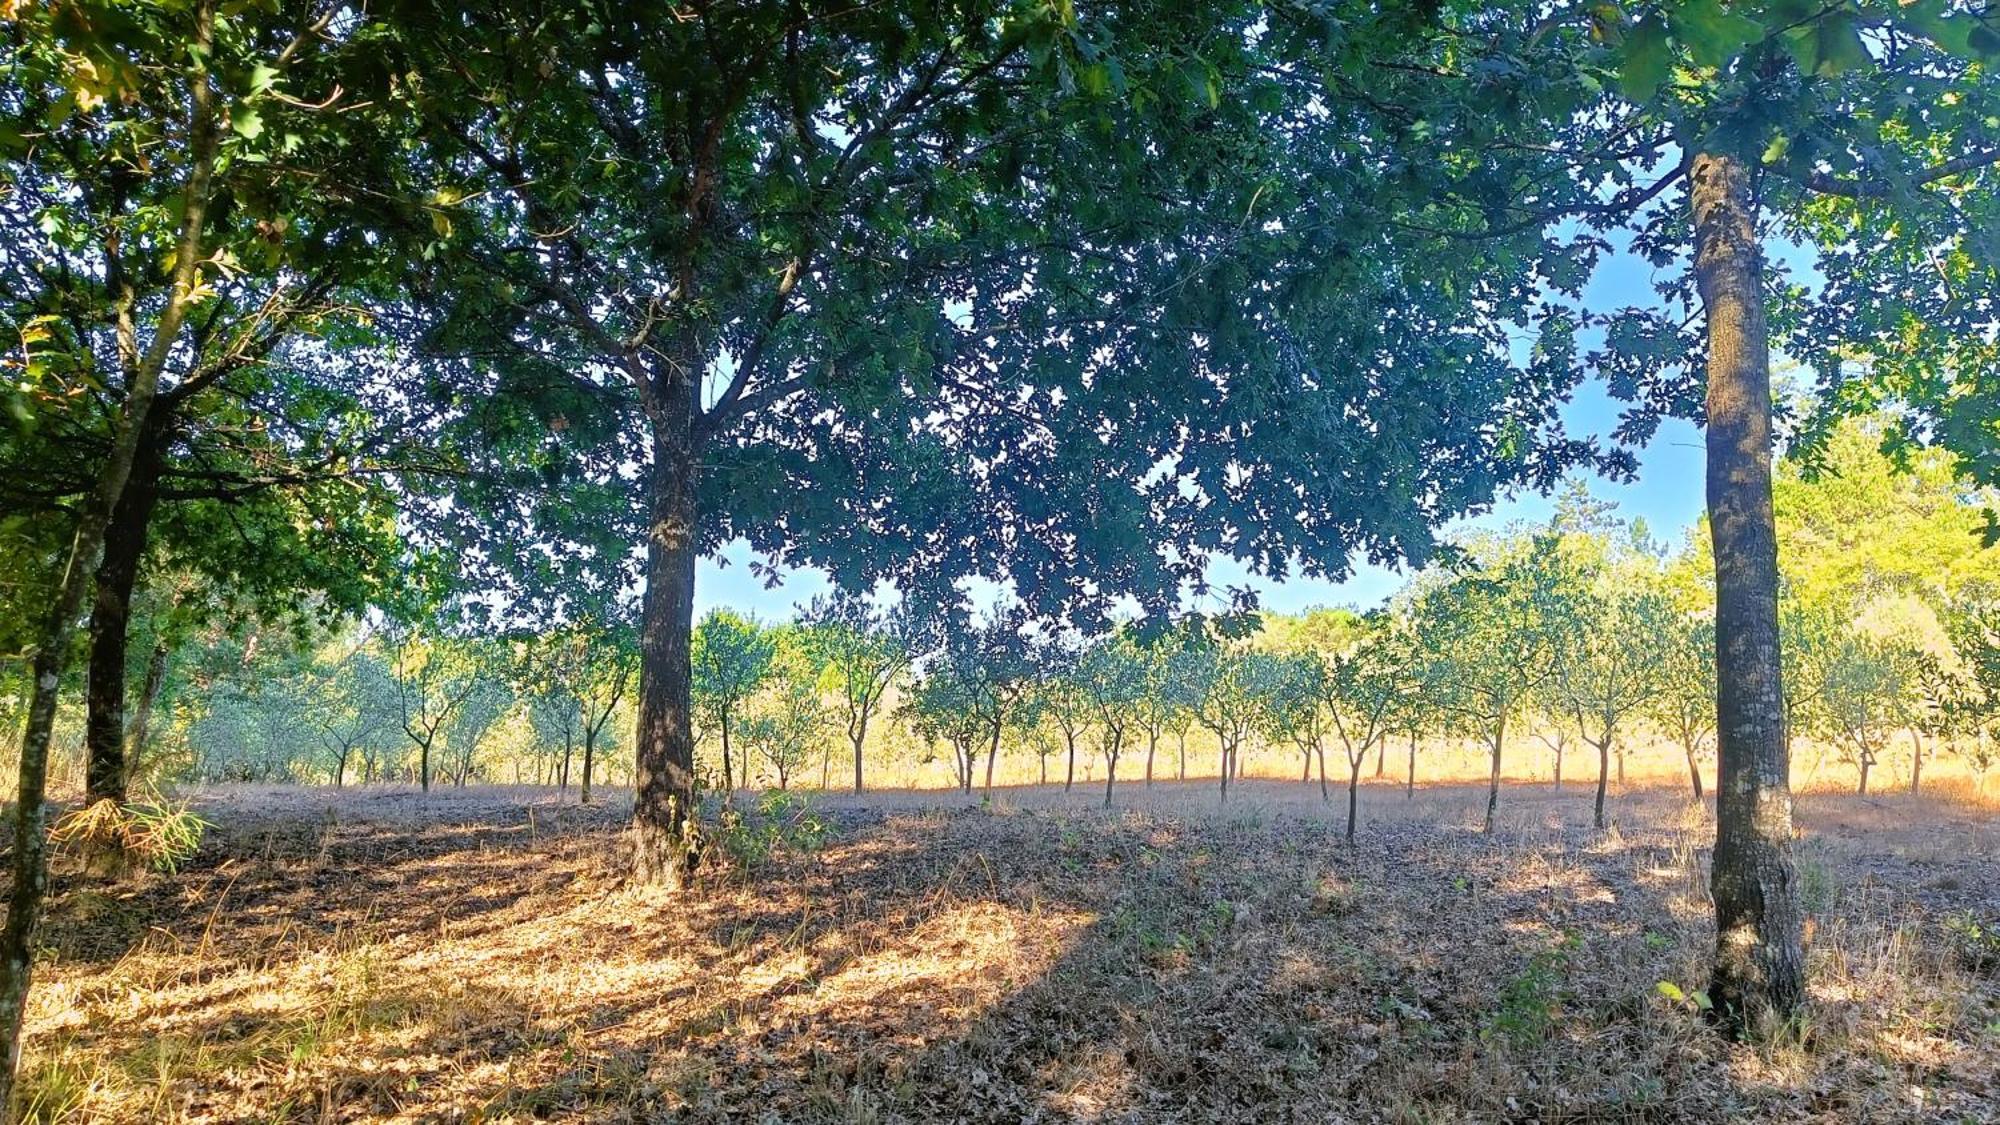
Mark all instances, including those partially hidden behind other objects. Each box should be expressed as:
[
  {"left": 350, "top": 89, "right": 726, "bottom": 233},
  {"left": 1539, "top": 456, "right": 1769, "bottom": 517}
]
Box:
[
  {"left": 630, "top": 366, "right": 701, "bottom": 888},
  {"left": 1693, "top": 151, "right": 1805, "bottom": 1032},
  {"left": 85, "top": 431, "right": 166, "bottom": 809}
]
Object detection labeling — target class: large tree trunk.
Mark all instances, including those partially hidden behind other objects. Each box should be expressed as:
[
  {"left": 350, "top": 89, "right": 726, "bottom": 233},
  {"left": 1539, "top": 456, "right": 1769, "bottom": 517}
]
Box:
[
  {"left": 1693, "top": 151, "right": 1805, "bottom": 1031},
  {"left": 85, "top": 435, "right": 165, "bottom": 813},
  {"left": 630, "top": 377, "right": 702, "bottom": 888}
]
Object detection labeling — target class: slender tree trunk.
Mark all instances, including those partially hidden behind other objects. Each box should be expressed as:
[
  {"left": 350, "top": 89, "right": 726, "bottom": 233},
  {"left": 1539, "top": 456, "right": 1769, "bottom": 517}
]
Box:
[
  {"left": 852, "top": 725, "right": 866, "bottom": 795},
  {"left": 985, "top": 719, "right": 1000, "bottom": 793},
  {"left": 1064, "top": 733, "right": 1076, "bottom": 792},
  {"left": 121, "top": 639, "right": 170, "bottom": 793},
  {"left": 1686, "top": 742, "right": 1705, "bottom": 802},
  {"left": 1103, "top": 734, "right": 1118, "bottom": 809},
  {"left": 1594, "top": 736, "right": 1611, "bottom": 830},
  {"left": 581, "top": 728, "right": 595, "bottom": 805},
  {"left": 1316, "top": 744, "right": 1330, "bottom": 802},
  {"left": 1484, "top": 712, "right": 1505, "bottom": 833},
  {"left": 85, "top": 435, "right": 165, "bottom": 813},
  {"left": 1908, "top": 730, "right": 1922, "bottom": 796},
  {"left": 1552, "top": 738, "right": 1563, "bottom": 792},
  {"left": 1219, "top": 739, "right": 1231, "bottom": 802},
  {"left": 1694, "top": 151, "right": 1805, "bottom": 1031},
  {"left": 1177, "top": 731, "right": 1186, "bottom": 780},
  {"left": 728, "top": 712, "right": 744, "bottom": 792},
  {"left": 1145, "top": 730, "right": 1156, "bottom": 787},
  {"left": 420, "top": 738, "right": 432, "bottom": 793},
  {"left": 1374, "top": 739, "right": 1387, "bottom": 780},
  {"left": 1856, "top": 748, "right": 1871, "bottom": 796},
  {"left": 1301, "top": 748, "right": 1311, "bottom": 783},
  {"left": 1616, "top": 746, "right": 1626, "bottom": 785},
  {"left": 1406, "top": 731, "right": 1417, "bottom": 798},
  {"left": 559, "top": 742, "right": 572, "bottom": 794},
  {"left": 630, "top": 369, "right": 702, "bottom": 888},
  {"left": 1346, "top": 756, "right": 1363, "bottom": 843}
]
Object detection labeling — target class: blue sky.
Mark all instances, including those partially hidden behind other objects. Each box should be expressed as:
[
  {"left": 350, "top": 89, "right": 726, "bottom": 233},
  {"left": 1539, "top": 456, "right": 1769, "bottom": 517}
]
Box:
[{"left": 694, "top": 243, "right": 1713, "bottom": 622}]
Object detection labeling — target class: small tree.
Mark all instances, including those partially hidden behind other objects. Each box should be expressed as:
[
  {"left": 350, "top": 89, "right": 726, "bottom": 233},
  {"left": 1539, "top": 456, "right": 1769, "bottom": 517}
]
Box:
[
  {"left": 1323, "top": 617, "right": 1403, "bottom": 843},
  {"left": 308, "top": 647, "right": 398, "bottom": 787},
  {"left": 390, "top": 629, "right": 484, "bottom": 794},
  {"left": 442, "top": 674, "right": 513, "bottom": 787},
  {"left": 1191, "top": 645, "right": 1276, "bottom": 803},
  {"left": 1254, "top": 652, "right": 1330, "bottom": 799},
  {"left": 1818, "top": 630, "right": 1915, "bottom": 796},
  {"left": 800, "top": 594, "right": 911, "bottom": 794},
  {"left": 1413, "top": 537, "right": 1571, "bottom": 832},
  {"left": 1649, "top": 614, "right": 1718, "bottom": 806},
  {"left": 1556, "top": 582, "right": 1672, "bottom": 828},
  {"left": 740, "top": 638, "right": 830, "bottom": 792},
  {"left": 692, "top": 610, "right": 776, "bottom": 793},
  {"left": 1080, "top": 635, "right": 1147, "bottom": 808},
  {"left": 528, "top": 617, "right": 635, "bottom": 803},
  {"left": 1032, "top": 647, "right": 1095, "bottom": 795}
]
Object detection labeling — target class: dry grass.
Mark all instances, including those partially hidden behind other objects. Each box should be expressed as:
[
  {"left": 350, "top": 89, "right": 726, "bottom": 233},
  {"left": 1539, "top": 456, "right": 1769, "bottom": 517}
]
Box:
[{"left": 16, "top": 777, "right": 2000, "bottom": 1123}]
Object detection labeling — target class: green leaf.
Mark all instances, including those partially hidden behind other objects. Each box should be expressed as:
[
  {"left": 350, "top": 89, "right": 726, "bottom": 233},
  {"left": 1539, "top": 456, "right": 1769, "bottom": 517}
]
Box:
[
  {"left": 248, "top": 62, "right": 281, "bottom": 95},
  {"left": 1655, "top": 980, "right": 1686, "bottom": 1003},
  {"left": 1786, "top": 11, "right": 1869, "bottom": 77},
  {"left": 1761, "top": 133, "right": 1790, "bottom": 165},
  {"left": 232, "top": 104, "right": 265, "bottom": 140},
  {"left": 1668, "top": 0, "right": 1764, "bottom": 68},
  {"left": 1618, "top": 17, "right": 1673, "bottom": 101}
]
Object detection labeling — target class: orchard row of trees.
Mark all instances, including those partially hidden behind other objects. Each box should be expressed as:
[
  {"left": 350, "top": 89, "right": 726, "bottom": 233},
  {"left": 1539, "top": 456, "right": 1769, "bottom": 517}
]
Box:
[
  {"left": 6, "top": 0, "right": 1999, "bottom": 1094},
  {"left": 53, "top": 417, "right": 2000, "bottom": 849}
]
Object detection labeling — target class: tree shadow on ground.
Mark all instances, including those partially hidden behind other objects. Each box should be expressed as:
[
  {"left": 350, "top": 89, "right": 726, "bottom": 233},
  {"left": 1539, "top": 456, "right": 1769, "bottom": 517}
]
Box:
[{"left": 22, "top": 781, "right": 1996, "bottom": 1123}]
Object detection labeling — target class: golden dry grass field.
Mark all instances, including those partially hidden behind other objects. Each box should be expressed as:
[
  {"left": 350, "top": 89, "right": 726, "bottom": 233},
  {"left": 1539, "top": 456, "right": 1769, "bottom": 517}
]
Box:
[{"left": 16, "top": 768, "right": 2000, "bottom": 1123}]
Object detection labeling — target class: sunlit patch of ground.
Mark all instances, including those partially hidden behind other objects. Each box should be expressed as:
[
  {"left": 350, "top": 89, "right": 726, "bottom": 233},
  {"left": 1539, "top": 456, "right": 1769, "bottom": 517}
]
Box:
[{"left": 16, "top": 778, "right": 1999, "bottom": 1122}]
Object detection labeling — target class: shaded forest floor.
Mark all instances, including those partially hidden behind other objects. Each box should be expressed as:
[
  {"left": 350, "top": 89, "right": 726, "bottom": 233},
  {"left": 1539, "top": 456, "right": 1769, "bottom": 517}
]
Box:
[{"left": 19, "top": 778, "right": 2000, "bottom": 1123}]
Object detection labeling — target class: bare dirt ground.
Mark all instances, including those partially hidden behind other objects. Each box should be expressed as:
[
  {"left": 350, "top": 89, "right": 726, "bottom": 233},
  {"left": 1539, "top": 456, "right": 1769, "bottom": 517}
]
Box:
[{"left": 19, "top": 778, "right": 2000, "bottom": 1123}]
